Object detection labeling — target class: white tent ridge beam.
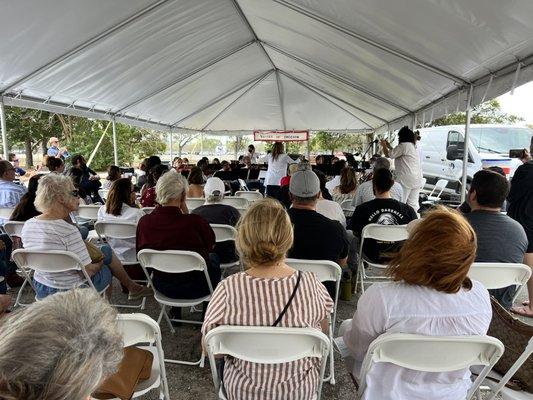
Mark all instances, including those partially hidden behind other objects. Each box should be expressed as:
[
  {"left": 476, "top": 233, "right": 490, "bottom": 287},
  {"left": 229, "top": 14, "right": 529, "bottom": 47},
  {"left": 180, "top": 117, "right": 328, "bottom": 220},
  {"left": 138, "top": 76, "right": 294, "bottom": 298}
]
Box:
[
  {"left": 115, "top": 39, "right": 258, "bottom": 115},
  {"left": 201, "top": 70, "right": 274, "bottom": 130},
  {"left": 279, "top": 71, "right": 375, "bottom": 129},
  {"left": 279, "top": 70, "right": 388, "bottom": 125},
  {"left": 231, "top": 0, "right": 276, "bottom": 69},
  {"left": 171, "top": 69, "right": 274, "bottom": 126},
  {"left": 275, "top": 70, "right": 287, "bottom": 130},
  {"left": 263, "top": 42, "right": 412, "bottom": 113},
  {"left": 0, "top": 0, "right": 172, "bottom": 95},
  {"left": 272, "top": 0, "right": 468, "bottom": 86}
]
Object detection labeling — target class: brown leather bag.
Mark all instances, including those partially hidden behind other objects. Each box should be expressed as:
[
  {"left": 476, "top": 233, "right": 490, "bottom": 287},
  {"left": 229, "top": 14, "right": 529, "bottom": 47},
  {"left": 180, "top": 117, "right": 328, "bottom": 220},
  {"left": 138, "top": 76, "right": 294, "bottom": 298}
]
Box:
[
  {"left": 92, "top": 346, "right": 153, "bottom": 400},
  {"left": 487, "top": 297, "right": 533, "bottom": 393}
]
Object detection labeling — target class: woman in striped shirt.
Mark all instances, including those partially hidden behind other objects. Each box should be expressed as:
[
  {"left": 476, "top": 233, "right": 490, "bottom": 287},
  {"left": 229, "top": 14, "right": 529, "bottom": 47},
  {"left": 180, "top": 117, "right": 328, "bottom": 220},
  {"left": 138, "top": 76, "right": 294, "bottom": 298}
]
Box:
[{"left": 202, "top": 198, "right": 333, "bottom": 400}]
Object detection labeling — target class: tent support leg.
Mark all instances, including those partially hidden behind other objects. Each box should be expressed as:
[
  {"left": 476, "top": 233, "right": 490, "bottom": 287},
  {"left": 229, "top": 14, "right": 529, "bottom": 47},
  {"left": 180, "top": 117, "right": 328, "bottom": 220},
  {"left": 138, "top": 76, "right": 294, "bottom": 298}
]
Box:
[
  {"left": 307, "top": 132, "right": 311, "bottom": 161},
  {"left": 169, "top": 128, "right": 173, "bottom": 163},
  {"left": 112, "top": 117, "right": 118, "bottom": 166},
  {"left": 0, "top": 98, "right": 8, "bottom": 160},
  {"left": 460, "top": 85, "right": 473, "bottom": 203}
]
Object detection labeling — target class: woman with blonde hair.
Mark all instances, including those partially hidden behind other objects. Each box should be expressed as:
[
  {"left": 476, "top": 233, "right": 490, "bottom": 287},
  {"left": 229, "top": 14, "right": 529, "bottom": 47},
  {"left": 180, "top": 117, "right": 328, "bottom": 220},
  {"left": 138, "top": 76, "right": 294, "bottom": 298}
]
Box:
[
  {"left": 332, "top": 167, "right": 358, "bottom": 204},
  {"left": 201, "top": 198, "right": 333, "bottom": 400},
  {"left": 342, "top": 207, "right": 492, "bottom": 400}
]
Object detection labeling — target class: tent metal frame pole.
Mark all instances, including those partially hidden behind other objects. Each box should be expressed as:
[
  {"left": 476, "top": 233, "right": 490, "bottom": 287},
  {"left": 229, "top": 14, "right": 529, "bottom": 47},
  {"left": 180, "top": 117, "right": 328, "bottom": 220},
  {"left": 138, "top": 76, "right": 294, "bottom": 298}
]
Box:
[
  {"left": 461, "top": 85, "right": 473, "bottom": 203},
  {"left": 307, "top": 132, "right": 311, "bottom": 160},
  {"left": 169, "top": 127, "right": 173, "bottom": 162},
  {"left": 115, "top": 40, "right": 257, "bottom": 115},
  {"left": 1, "top": 0, "right": 172, "bottom": 95},
  {"left": 171, "top": 70, "right": 274, "bottom": 127},
  {"left": 275, "top": 70, "right": 287, "bottom": 130},
  {"left": 112, "top": 117, "right": 118, "bottom": 166},
  {"left": 87, "top": 121, "right": 112, "bottom": 167},
  {"left": 280, "top": 70, "right": 386, "bottom": 126},
  {"left": 202, "top": 71, "right": 274, "bottom": 130},
  {"left": 264, "top": 42, "right": 411, "bottom": 113},
  {"left": 272, "top": 0, "right": 468, "bottom": 85},
  {"left": 0, "top": 98, "right": 8, "bottom": 159}
]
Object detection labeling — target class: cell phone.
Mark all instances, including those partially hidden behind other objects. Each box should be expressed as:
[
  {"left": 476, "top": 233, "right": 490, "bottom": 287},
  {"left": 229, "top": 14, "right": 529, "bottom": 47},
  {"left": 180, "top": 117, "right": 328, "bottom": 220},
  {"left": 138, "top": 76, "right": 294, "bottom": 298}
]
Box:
[{"left": 509, "top": 149, "right": 526, "bottom": 158}]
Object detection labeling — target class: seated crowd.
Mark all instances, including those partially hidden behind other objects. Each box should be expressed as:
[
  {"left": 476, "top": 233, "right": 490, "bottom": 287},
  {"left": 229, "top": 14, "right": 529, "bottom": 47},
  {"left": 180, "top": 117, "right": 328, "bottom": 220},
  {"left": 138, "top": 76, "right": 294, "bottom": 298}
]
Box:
[{"left": 0, "top": 137, "right": 532, "bottom": 400}]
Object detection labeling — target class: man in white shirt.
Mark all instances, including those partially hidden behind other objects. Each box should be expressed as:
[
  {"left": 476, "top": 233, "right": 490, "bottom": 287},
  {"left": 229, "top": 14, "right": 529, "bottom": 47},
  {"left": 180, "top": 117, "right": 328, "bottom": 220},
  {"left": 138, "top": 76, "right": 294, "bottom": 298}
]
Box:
[{"left": 351, "top": 157, "right": 403, "bottom": 208}]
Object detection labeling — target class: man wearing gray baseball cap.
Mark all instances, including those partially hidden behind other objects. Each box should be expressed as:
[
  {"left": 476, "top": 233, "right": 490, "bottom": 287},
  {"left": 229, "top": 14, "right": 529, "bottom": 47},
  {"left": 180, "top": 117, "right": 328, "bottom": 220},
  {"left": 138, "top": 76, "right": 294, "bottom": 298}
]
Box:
[{"left": 287, "top": 169, "right": 349, "bottom": 297}]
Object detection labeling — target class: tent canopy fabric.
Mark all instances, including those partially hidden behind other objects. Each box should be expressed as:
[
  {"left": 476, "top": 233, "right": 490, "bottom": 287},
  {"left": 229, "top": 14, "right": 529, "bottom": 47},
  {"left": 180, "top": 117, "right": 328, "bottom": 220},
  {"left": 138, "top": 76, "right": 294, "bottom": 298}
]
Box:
[{"left": 1, "top": 0, "right": 533, "bottom": 134}]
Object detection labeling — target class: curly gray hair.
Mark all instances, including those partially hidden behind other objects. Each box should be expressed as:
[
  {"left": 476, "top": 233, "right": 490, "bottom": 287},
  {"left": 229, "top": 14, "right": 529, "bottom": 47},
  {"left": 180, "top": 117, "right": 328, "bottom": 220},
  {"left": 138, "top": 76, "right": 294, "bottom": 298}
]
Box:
[
  {"left": 0, "top": 289, "right": 123, "bottom": 400},
  {"left": 34, "top": 172, "right": 75, "bottom": 212},
  {"left": 156, "top": 169, "right": 188, "bottom": 205}
]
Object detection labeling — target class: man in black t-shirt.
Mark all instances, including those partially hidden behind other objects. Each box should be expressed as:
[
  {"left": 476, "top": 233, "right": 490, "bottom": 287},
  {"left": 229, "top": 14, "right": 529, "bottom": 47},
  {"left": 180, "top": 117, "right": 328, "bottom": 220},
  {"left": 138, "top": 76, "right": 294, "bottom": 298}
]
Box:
[
  {"left": 287, "top": 170, "right": 349, "bottom": 297},
  {"left": 348, "top": 168, "right": 417, "bottom": 263}
]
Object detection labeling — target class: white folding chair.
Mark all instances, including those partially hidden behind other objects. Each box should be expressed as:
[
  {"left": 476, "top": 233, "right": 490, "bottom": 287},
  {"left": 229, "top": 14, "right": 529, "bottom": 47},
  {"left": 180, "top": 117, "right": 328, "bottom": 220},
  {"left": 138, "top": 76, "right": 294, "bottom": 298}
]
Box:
[
  {"left": 2, "top": 221, "right": 29, "bottom": 307},
  {"left": 205, "top": 326, "right": 330, "bottom": 400},
  {"left": 186, "top": 197, "right": 205, "bottom": 211},
  {"left": 235, "top": 191, "right": 263, "bottom": 202},
  {"left": 356, "top": 332, "right": 504, "bottom": 400},
  {"left": 356, "top": 224, "right": 409, "bottom": 293},
  {"left": 95, "top": 221, "right": 146, "bottom": 310},
  {"left": 340, "top": 199, "right": 355, "bottom": 218},
  {"left": 286, "top": 258, "right": 342, "bottom": 385},
  {"left": 485, "top": 337, "right": 533, "bottom": 400},
  {"left": 237, "top": 178, "right": 249, "bottom": 191},
  {"left": 116, "top": 313, "right": 170, "bottom": 400},
  {"left": 141, "top": 207, "right": 155, "bottom": 215},
  {"left": 137, "top": 249, "right": 214, "bottom": 367},
  {"left": 98, "top": 189, "right": 109, "bottom": 202},
  {"left": 210, "top": 224, "right": 240, "bottom": 274},
  {"left": 221, "top": 196, "right": 249, "bottom": 208},
  {"left": 235, "top": 207, "right": 247, "bottom": 217},
  {"left": 0, "top": 207, "right": 14, "bottom": 224},
  {"left": 469, "top": 263, "right": 532, "bottom": 304},
  {"left": 11, "top": 249, "right": 108, "bottom": 300},
  {"left": 75, "top": 204, "right": 101, "bottom": 224},
  {"left": 424, "top": 179, "right": 448, "bottom": 203}
]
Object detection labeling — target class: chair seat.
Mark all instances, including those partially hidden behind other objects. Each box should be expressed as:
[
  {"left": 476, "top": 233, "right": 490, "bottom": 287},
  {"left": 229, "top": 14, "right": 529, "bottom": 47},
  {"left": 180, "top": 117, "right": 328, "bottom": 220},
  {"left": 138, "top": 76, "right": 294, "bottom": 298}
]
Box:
[
  {"left": 220, "top": 261, "right": 240, "bottom": 269},
  {"left": 154, "top": 291, "right": 212, "bottom": 307}
]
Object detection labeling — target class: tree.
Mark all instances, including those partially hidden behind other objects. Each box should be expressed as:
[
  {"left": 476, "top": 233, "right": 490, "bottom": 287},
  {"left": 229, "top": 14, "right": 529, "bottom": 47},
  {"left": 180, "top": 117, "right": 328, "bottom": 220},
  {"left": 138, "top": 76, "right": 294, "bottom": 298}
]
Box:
[
  {"left": 432, "top": 99, "right": 523, "bottom": 126},
  {"left": 310, "top": 131, "right": 365, "bottom": 154},
  {"left": 227, "top": 136, "right": 246, "bottom": 159},
  {"left": 172, "top": 132, "right": 199, "bottom": 157}
]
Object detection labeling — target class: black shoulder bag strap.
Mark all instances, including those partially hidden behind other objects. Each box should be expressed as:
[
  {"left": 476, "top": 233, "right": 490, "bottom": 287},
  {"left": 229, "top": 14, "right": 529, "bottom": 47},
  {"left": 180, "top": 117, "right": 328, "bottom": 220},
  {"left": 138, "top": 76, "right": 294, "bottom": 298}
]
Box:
[{"left": 272, "top": 271, "right": 302, "bottom": 327}]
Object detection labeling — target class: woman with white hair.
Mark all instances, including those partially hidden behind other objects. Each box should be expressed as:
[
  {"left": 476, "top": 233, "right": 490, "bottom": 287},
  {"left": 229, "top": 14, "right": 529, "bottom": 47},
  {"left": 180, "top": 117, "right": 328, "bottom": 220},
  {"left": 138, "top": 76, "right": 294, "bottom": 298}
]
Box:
[
  {"left": 137, "top": 170, "right": 220, "bottom": 300},
  {"left": 21, "top": 173, "right": 152, "bottom": 300},
  {"left": 0, "top": 289, "right": 123, "bottom": 400}
]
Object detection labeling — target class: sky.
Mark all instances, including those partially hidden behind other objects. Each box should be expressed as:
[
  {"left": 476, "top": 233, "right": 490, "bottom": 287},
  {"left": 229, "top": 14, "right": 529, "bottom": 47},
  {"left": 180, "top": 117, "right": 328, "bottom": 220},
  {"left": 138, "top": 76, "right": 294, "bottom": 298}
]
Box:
[{"left": 497, "top": 81, "right": 533, "bottom": 124}]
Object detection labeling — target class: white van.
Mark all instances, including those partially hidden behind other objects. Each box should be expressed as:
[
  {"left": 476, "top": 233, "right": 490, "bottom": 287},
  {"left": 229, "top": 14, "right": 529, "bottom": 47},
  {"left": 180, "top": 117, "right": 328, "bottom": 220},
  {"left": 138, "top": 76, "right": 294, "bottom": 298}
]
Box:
[{"left": 417, "top": 124, "right": 533, "bottom": 198}]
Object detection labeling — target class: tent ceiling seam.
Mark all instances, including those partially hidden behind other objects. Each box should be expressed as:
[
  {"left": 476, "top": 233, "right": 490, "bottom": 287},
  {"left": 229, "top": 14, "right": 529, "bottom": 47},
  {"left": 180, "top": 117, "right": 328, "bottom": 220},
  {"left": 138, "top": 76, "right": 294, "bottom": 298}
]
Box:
[
  {"left": 264, "top": 42, "right": 411, "bottom": 113},
  {"left": 1, "top": 0, "right": 172, "bottom": 95},
  {"left": 116, "top": 39, "right": 258, "bottom": 115},
  {"left": 201, "top": 70, "right": 274, "bottom": 130},
  {"left": 271, "top": 0, "right": 469, "bottom": 85},
  {"left": 275, "top": 70, "right": 287, "bottom": 130},
  {"left": 230, "top": 0, "right": 277, "bottom": 70},
  {"left": 171, "top": 69, "right": 274, "bottom": 126},
  {"left": 279, "top": 70, "right": 376, "bottom": 128}
]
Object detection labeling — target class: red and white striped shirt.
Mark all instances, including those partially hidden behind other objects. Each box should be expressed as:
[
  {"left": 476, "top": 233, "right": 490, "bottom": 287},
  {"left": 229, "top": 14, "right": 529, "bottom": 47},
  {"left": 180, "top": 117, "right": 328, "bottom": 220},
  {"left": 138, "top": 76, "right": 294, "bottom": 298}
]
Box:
[{"left": 202, "top": 271, "right": 333, "bottom": 400}]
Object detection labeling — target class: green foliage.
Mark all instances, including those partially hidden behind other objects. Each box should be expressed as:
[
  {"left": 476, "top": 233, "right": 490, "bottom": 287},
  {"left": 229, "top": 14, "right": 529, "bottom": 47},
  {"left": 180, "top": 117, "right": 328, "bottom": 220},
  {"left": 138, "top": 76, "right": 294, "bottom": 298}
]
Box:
[
  {"left": 432, "top": 99, "right": 523, "bottom": 126},
  {"left": 310, "top": 131, "right": 365, "bottom": 154}
]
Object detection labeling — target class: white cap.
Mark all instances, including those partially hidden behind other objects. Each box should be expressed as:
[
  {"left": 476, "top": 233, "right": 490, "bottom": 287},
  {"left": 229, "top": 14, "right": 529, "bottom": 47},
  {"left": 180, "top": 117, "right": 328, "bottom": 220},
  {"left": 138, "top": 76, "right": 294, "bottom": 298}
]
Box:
[{"left": 204, "top": 177, "right": 225, "bottom": 197}]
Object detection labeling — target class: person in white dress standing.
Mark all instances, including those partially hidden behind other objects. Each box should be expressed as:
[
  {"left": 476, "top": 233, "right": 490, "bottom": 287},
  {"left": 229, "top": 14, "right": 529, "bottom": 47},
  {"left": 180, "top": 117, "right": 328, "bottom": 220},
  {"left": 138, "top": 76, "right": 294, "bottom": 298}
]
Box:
[
  {"left": 260, "top": 142, "right": 297, "bottom": 198},
  {"left": 380, "top": 126, "right": 422, "bottom": 211}
]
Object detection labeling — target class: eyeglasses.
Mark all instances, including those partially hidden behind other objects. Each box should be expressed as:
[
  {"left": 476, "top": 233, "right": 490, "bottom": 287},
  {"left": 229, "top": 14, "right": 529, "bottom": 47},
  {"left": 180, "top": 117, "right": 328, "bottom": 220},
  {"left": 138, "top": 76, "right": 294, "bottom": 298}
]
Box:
[{"left": 70, "top": 190, "right": 79, "bottom": 198}]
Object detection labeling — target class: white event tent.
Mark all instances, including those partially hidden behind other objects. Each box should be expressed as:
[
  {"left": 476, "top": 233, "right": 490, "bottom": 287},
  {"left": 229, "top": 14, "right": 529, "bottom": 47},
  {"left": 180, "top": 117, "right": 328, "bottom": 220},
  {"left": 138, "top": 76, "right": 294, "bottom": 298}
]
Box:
[{"left": 1, "top": 0, "right": 533, "bottom": 199}]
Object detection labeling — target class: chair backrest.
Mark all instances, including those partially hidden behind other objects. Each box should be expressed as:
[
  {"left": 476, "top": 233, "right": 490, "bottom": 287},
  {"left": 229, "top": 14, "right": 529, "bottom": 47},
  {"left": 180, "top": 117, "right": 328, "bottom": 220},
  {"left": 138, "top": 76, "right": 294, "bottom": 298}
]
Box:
[
  {"left": 469, "top": 263, "right": 531, "bottom": 302},
  {"left": 210, "top": 224, "right": 237, "bottom": 243},
  {"left": 428, "top": 179, "right": 448, "bottom": 198},
  {"left": 186, "top": 198, "right": 205, "bottom": 211},
  {"left": 221, "top": 197, "right": 249, "bottom": 208},
  {"left": 361, "top": 224, "right": 409, "bottom": 242},
  {"left": 116, "top": 313, "right": 159, "bottom": 346},
  {"left": 235, "top": 207, "right": 247, "bottom": 217},
  {"left": 98, "top": 189, "right": 109, "bottom": 201},
  {"left": 235, "top": 191, "right": 263, "bottom": 201},
  {"left": 0, "top": 207, "right": 14, "bottom": 220},
  {"left": 340, "top": 199, "right": 355, "bottom": 211},
  {"left": 205, "top": 326, "right": 330, "bottom": 399},
  {"left": 237, "top": 179, "right": 249, "bottom": 191},
  {"left": 95, "top": 220, "right": 137, "bottom": 240},
  {"left": 76, "top": 205, "right": 101, "bottom": 221},
  {"left": 285, "top": 259, "right": 341, "bottom": 283},
  {"left": 2, "top": 221, "right": 25, "bottom": 237},
  {"left": 358, "top": 333, "right": 504, "bottom": 400},
  {"left": 141, "top": 207, "right": 155, "bottom": 215}
]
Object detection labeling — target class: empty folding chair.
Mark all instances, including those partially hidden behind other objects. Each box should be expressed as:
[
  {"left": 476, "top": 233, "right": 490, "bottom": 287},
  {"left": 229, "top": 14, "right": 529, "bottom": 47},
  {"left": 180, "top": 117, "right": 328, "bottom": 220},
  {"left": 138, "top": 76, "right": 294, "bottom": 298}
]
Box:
[
  {"left": 95, "top": 221, "right": 146, "bottom": 309},
  {"left": 116, "top": 313, "right": 170, "bottom": 400},
  {"left": 205, "top": 326, "right": 330, "bottom": 400},
  {"left": 210, "top": 224, "right": 240, "bottom": 275},
  {"left": 221, "top": 196, "right": 249, "bottom": 208},
  {"left": 356, "top": 224, "right": 409, "bottom": 293},
  {"left": 356, "top": 333, "right": 504, "bottom": 400},
  {"left": 286, "top": 258, "right": 342, "bottom": 385},
  {"left": 137, "top": 249, "right": 214, "bottom": 366},
  {"left": 11, "top": 249, "right": 109, "bottom": 301},
  {"left": 469, "top": 263, "right": 531, "bottom": 303},
  {"left": 186, "top": 198, "right": 205, "bottom": 211},
  {"left": 235, "top": 191, "right": 263, "bottom": 202},
  {"left": 75, "top": 204, "right": 101, "bottom": 225},
  {"left": 340, "top": 199, "right": 355, "bottom": 218},
  {"left": 423, "top": 179, "right": 448, "bottom": 204}
]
